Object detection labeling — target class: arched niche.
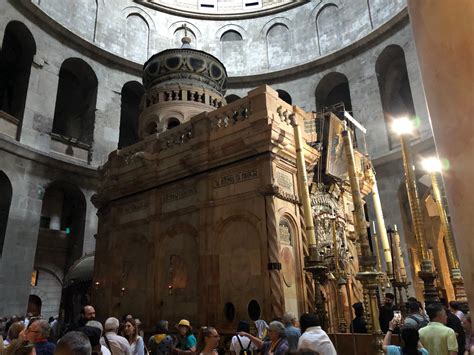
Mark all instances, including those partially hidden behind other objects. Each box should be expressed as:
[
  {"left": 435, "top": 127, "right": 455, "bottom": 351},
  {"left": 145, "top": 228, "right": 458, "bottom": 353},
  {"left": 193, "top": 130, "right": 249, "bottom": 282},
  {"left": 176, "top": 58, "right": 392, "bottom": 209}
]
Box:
[
  {"left": 277, "top": 89, "right": 292, "bottom": 105},
  {"left": 0, "top": 21, "right": 36, "bottom": 139},
  {"left": 376, "top": 45, "right": 417, "bottom": 149},
  {"left": 315, "top": 72, "right": 353, "bottom": 114},
  {"left": 225, "top": 94, "right": 241, "bottom": 104},
  {"left": 316, "top": 3, "right": 344, "bottom": 55},
  {"left": 52, "top": 58, "right": 98, "bottom": 146},
  {"left": 124, "top": 14, "right": 150, "bottom": 63},
  {"left": 38, "top": 181, "right": 86, "bottom": 265},
  {"left": 119, "top": 81, "right": 144, "bottom": 149},
  {"left": 266, "top": 23, "right": 291, "bottom": 69},
  {"left": 166, "top": 117, "right": 180, "bottom": 130},
  {"left": 0, "top": 171, "right": 13, "bottom": 256},
  {"left": 220, "top": 30, "right": 244, "bottom": 68}
]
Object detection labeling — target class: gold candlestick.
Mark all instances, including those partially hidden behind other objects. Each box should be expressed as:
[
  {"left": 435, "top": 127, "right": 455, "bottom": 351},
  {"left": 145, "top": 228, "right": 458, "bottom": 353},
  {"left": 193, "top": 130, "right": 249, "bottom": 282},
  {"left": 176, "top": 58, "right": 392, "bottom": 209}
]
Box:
[
  {"left": 422, "top": 158, "right": 467, "bottom": 303},
  {"left": 367, "top": 166, "right": 394, "bottom": 277},
  {"left": 394, "top": 117, "right": 439, "bottom": 304},
  {"left": 341, "top": 128, "right": 382, "bottom": 344}
]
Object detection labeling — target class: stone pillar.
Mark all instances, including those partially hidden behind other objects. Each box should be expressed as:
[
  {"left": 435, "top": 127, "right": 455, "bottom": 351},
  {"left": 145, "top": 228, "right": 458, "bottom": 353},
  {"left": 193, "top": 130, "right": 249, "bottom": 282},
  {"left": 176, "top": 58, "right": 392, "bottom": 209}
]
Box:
[{"left": 406, "top": 0, "right": 474, "bottom": 311}]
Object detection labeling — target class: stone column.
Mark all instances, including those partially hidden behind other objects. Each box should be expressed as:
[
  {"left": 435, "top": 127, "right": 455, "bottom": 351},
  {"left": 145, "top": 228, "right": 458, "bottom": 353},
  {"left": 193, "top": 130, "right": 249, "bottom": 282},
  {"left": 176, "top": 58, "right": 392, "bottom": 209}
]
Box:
[{"left": 406, "top": 0, "right": 474, "bottom": 311}]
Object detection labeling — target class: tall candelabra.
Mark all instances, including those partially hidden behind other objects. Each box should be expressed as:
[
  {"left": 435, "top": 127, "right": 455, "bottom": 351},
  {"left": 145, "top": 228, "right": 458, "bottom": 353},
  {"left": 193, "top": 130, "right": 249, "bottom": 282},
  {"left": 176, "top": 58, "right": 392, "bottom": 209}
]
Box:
[
  {"left": 422, "top": 157, "right": 467, "bottom": 304},
  {"left": 289, "top": 112, "right": 328, "bottom": 326},
  {"left": 341, "top": 128, "right": 382, "bottom": 354},
  {"left": 393, "top": 117, "right": 439, "bottom": 304}
]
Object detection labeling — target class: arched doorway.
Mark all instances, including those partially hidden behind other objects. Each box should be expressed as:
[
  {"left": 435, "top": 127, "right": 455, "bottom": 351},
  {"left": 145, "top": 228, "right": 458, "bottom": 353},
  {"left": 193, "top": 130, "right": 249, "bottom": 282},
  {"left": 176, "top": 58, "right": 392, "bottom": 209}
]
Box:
[{"left": 33, "top": 181, "right": 87, "bottom": 320}]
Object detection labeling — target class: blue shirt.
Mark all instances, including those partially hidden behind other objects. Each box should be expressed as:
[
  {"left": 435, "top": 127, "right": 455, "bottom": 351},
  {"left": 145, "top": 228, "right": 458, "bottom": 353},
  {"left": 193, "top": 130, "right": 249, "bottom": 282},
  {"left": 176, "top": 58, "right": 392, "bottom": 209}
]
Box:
[
  {"left": 35, "top": 341, "right": 56, "bottom": 355},
  {"left": 177, "top": 334, "right": 197, "bottom": 351},
  {"left": 284, "top": 325, "right": 301, "bottom": 351},
  {"left": 386, "top": 345, "right": 429, "bottom": 355}
]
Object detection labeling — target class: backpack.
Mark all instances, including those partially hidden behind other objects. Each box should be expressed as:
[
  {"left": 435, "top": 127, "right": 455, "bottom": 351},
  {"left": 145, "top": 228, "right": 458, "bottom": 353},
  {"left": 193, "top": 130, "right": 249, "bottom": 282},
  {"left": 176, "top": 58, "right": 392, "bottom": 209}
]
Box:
[
  {"left": 407, "top": 314, "right": 429, "bottom": 329},
  {"left": 236, "top": 335, "right": 252, "bottom": 355}
]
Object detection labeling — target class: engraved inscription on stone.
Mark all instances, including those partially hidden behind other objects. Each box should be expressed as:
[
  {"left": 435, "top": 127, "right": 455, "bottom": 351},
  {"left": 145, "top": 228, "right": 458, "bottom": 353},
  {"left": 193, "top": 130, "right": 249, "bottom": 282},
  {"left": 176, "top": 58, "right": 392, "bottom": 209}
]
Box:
[
  {"left": 118, "top": 199, "right": 147, "bottom": 215},
  {"left": 213, "top": 169, "right": 258, "bottom": 188},
  {"left": 276, "top": 168, "right": 294, "bottom": 194},
  {"left": 162, "top": 186, "right": 197, "bottom": 204},
  {"left": 279, "top": 218, "right": 292, "bottom": 245}
]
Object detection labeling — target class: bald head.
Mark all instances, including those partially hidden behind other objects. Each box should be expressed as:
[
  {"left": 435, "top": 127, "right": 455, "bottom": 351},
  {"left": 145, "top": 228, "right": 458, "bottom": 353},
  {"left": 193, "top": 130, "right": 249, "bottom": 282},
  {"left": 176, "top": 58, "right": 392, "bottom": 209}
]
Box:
[{"left": 81, "top": 306, "right": 96, "bottom": 322}]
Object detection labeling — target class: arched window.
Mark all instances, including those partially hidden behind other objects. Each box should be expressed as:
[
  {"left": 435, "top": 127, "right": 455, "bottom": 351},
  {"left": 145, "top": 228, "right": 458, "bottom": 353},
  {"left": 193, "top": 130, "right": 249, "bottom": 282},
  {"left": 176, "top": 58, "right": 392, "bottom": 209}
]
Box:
[
  {"left": 167, "top": 118, "right": 180, "bottom": 130},
  {"left": 38, "top": 182, "right": 86, "bottom": 267},
  {"left": 225, "top": 94, "right": 240, "bottom": 104},
  {"left": 220, "top": 30, "right": 242, "bottom": 42},
  {"left": 52, "top": 58, "right": 98, "bottom": 146},
  {"left": 0, "top": 171, "right": 13, "bottom": 256},
  {"left": 0, "top": 21, "right": 36, "bottom": 138},
  {"left": 315, "top": 72, "right": 353, "bottom": 114},
  {"left": 316, "top": 4, "right": 343, "bottom": 55},
  {"left": 119, "top": 81, "right": 144, "bottom": 149},
  {"left": 376, "top": 45, "right": 417, "bottom": 149},
  {"left": 266, "top": 24, "right": 290, "bottom": 68},
  {"left": 124, "top": 14, "right": 149, "bottom": 63},
  {"left": 277, "top": 89, "right": 292, "bottom": 105}
]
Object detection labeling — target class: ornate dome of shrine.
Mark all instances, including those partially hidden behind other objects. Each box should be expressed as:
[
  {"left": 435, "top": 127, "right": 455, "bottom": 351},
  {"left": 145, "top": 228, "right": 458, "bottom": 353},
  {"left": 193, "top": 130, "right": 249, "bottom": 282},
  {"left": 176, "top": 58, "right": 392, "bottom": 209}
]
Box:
[{"left": 143, "top": 46, "right": 227, "bottom": 95}]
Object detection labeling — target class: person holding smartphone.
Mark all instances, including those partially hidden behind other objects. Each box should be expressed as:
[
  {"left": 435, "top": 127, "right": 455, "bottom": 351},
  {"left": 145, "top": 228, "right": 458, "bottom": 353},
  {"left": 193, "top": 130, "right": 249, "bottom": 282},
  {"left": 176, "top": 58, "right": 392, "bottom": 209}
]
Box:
[{"left": 382, "top": 316, "right": 429, "bottom": 355}]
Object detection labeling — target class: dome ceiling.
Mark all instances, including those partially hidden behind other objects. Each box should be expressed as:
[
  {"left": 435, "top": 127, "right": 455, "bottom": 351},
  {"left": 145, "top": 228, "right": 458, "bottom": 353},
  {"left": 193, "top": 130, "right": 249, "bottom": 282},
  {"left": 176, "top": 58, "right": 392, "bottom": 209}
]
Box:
[{"left": 137, "top": 0, "right": 308, "bottom": 18}]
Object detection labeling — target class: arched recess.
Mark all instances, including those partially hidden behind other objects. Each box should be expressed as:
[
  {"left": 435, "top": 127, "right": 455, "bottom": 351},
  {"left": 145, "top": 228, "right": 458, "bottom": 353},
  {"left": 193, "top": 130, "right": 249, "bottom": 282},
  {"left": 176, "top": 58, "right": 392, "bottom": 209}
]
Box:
[
  {"left": 0, "top": 171, "right": 13, "bottom": 256},
  {"left": 225, "top": 94, "right": 240, "bottom": 104},
  {"left": 266, "top": 23, "right": 291, "bottom": 69},
  {"left": 277, "top": 89, "right": 292, "bottom": 105},
  {"left": 220, "top": 30, "right": 244, "bottom": 67},
  {"left": 119, "top": 81, "right": 144, "bottom": 149},
  {"left": 166, "top": 117, "right": 180, "bottom": 130},
  {"left": 37, "top": 181, "right": 87, "bottom": 268},
  {"left": 52, "top": 58, "right": 98, "bottom": 146},
  {"left": 277, "top": 213, "right": 299, "bottom": 315},
  {"left": 33, "top": 181, "right": 87, "bottom": 323},
  {"left": 30, "top": 267, "right": 63, "bottom": 319},
  {"left": 124, "top": 14, "right": 150, "bottom": 63},
  {"left": 316, "top": 3, "right": 344, "bottom": 56},
  {"left": 375, "top": 45, "right": 417, "bottom": 149},
  {"left": 315, "top": 72, "right": 353, "bottom": 114},
  {"left": 171, "top": 22, "right": 199, "bottom": 48},
  {"left": 221, "top": 30, "right": 243, "bottom": 42},
  {"left": 0, "top": 21, "right": 36, "bottom": 139}
]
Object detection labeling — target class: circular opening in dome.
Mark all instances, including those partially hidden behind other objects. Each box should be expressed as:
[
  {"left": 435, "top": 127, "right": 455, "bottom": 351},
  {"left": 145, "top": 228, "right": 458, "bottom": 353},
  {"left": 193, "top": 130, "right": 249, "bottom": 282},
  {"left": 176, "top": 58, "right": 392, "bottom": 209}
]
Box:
[
  {"left": 247, "top": 300, "right": 261, "bottom": 321},
  {"left": 165, "top": 56, "right": 181, "bottom": 70},
  {"left": 224, "top": 302, "right": 235, "bottom": 322},
  {"left": 189, "top": 57, "right": 206, "bottom": 72},
  {"left": 147, "top": 62, "right": 159, "bottom": 74},
  {"left": 210, "top": 64, "right": 222, "bottom": 79}
]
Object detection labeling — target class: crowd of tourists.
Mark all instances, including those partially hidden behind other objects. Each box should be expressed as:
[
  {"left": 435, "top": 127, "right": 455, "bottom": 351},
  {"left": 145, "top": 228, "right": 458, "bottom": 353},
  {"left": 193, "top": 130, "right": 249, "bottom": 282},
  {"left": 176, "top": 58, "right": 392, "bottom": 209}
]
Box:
[
  {"left": 1, "top": 298, "right": 472, "bottom": 355},
  {"left": 350, "top": 293, "right": 473, "bottom": 355},
  {"left": 0, "top": 307, "right": 337, "bottom": 355}
]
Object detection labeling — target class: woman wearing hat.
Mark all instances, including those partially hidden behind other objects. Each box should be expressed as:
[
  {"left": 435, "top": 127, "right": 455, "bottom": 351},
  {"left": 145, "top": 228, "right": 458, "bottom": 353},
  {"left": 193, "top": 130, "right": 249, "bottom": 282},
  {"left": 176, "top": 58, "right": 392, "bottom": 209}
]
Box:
[
  {"left": 239, "top": 321, "right": 289, "bottom": 355},
  {"left": 175, "top": 320, "right": 197, "bottom": 354}
]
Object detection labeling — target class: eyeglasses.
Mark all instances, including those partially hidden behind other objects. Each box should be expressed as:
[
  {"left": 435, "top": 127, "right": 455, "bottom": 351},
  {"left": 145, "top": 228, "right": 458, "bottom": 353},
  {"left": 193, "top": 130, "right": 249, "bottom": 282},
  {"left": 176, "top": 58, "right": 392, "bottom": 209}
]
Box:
[{"left": 26, "top": 329, "right": 41, "bottom": 333}]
